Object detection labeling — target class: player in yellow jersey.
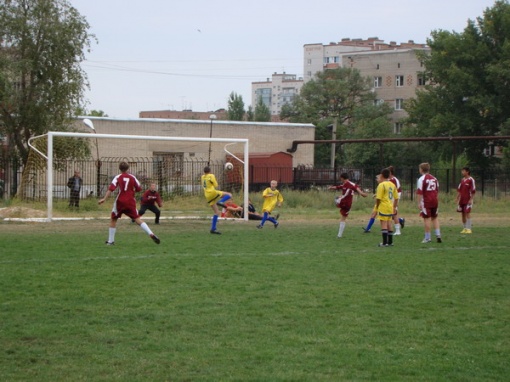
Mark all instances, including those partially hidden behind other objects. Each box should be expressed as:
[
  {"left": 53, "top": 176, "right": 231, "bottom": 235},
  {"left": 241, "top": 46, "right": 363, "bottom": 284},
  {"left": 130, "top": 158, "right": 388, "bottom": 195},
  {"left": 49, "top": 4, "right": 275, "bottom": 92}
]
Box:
[
  {"left": 375, "top": 168, "right": 399, "bottom": 247},
  {"left": 201, "top": 166, "right": 232, "bottom": 234},
  {"left": 257, "top": 180, "right": 283, "bottom": 229},
  {"left": 362, "top": 173, "right": 382, "bottom": 233}
]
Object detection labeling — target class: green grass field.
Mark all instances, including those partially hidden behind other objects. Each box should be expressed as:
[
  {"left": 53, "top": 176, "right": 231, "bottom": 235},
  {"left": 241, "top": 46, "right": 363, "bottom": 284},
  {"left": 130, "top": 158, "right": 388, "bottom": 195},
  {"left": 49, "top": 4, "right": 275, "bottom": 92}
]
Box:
[{"left": 1, "top": 197, "right": 509, "bottom": 381}]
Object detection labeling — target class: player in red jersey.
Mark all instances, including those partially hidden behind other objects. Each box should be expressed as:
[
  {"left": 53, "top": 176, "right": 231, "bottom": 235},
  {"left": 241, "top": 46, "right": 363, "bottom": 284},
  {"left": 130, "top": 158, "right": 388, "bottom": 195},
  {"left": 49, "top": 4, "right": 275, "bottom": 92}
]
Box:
[
  {"left": 456, "top": 167, "right": 476, "bottom": 234},
  {"left": 416, "top": 162, "right": 442, "bottom": 243},
  {"left": 98, "top": 162, "right": 160, "bottom": 245},
  {"left": 328, "top": 172, "right": 367, "bottom": 238}
]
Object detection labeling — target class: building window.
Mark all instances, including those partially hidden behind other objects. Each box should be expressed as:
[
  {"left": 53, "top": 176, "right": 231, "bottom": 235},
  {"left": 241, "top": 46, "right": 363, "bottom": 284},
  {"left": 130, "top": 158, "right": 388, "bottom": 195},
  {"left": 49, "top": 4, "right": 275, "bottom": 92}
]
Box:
[
  {"left": 417, "top": 74, "right": 426, "bottom": 86},
  {"left": 374, "top": 76, "right": 383, "bottom": 88},
  {"left": 394, "top": 122, "right": 403, "bottom": 134},
  {"left": 397, "top": 63, "right": 401, "bottom": 68},
  {"left": 395, "top": 98, "right": 404, "bottom": 110},
  {"left": 307, "top": 59, "right": 312, "bottom": 65},
  {"left": 376, "top": 64, "right": 380, "bottom": 70},
  {"left": 307, "top": 71, "right": 312, "bottom": 78},
  {"left": 374, "top": 99, "right": 384, "bottom": 106},
  {"left": 255, "top": 88, "right": 271, "bottom": 108},
  {"left": 324, "top": 56, "right": 338, "bottom": 64},
  {"left": 153, "top": 152, "right": 184, "bottom": 179},
  {"left": 396, "top": 75, "right": 404, "bottom": 87}
]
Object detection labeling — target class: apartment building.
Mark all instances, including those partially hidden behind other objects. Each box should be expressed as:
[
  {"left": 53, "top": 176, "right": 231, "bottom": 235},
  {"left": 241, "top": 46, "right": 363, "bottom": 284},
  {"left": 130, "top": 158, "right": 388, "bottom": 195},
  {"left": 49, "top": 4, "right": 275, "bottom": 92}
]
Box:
[
  {"left": 251, "top": 72, "right": 304, "bottom": 121},
  {"left": 303, "top": 37, "right": 430, "bottom": 132}
]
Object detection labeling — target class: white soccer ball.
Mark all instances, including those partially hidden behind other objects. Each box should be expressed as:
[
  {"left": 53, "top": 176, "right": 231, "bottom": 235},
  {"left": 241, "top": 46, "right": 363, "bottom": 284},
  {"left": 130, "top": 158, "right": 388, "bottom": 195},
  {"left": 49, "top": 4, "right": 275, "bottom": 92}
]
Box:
[{"left": 224, "top": 162, "right": 234, "bottom": 171}]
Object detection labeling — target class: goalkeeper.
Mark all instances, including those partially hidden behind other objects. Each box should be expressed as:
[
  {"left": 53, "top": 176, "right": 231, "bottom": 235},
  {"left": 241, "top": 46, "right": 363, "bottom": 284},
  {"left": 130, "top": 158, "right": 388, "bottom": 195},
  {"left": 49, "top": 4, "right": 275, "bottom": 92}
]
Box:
[{"left": 138, "top": 183, "right": 163, "bottom": 224}]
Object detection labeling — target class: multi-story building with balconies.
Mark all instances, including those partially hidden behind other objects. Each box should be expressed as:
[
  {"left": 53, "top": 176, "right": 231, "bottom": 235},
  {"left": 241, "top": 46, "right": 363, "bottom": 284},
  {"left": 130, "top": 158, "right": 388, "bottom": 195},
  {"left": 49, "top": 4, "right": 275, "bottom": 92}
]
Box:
[
  {"left": 251, "top": 72, "right": 303, "bottom": 121},
  {"left": 304, "top": 37, "right": 430, "bottom": 132}
]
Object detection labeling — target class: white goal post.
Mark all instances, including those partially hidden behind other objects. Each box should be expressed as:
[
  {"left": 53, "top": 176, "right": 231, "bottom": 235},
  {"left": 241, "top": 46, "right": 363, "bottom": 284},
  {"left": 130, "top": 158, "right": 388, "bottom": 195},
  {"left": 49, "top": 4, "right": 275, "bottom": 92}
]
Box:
[{"left": 36, "top": 131, "right": 249, "bottom": 221}]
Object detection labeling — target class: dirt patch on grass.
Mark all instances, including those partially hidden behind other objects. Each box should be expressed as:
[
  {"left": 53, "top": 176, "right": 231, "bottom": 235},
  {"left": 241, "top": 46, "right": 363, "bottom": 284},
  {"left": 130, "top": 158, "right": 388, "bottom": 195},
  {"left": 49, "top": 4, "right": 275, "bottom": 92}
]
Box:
[{"left": 0, "top": 207, "right": 47, "bottom": 219}]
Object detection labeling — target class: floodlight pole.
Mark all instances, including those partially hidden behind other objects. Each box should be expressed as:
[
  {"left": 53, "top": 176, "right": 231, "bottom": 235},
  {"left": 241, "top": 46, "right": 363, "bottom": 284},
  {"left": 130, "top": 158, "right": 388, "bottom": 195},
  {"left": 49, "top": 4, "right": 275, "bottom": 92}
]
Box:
[
  {"left": 208, "top": 114, "right": 217, "bottom": 165},
  {"left": 330, "top": 118, "right": 337, "bottom": 169},
  {"left": 83, "top": 118, "right": 101, "bottom": 197}
]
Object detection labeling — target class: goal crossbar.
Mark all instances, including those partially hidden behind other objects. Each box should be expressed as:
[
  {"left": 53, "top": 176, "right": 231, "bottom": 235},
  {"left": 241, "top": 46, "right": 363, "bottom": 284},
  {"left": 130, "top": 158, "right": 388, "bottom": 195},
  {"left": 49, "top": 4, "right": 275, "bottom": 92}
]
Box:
[{"left": 43, "top": 131, "right": 249, "bottom": 221}]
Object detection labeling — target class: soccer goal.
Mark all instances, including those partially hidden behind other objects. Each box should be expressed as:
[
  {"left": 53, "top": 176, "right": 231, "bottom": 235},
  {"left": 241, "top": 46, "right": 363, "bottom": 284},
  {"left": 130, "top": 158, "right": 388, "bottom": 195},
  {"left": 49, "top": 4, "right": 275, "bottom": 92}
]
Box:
[{"left": 23, "top": 129, "right": 249, "bottom": 222}]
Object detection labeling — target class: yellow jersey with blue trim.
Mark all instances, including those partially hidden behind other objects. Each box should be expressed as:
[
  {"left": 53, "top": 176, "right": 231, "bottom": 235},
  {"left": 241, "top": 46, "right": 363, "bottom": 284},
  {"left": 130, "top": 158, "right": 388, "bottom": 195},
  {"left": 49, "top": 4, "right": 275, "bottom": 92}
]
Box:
[
  {"left": 376, "top": 180, "right": 399, "bottom": 216},
  {"left": 262, "top": 187, "right": 283, "bottom": 213},
  {"left": 201, "top": 173, "right": 218, "bottom": 194}
]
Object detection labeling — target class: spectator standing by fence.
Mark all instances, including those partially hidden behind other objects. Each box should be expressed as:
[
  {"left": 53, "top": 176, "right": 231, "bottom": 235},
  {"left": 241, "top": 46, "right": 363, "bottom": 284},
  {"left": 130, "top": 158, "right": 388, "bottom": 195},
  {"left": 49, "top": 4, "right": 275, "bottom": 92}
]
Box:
[{"left": 67, "top": 170, "right": 82, "bottom": 209}]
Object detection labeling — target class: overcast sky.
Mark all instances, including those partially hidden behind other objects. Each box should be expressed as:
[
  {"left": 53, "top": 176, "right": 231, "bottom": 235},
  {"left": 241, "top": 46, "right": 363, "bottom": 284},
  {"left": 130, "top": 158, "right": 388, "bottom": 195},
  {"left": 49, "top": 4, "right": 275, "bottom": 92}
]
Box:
[{"left": 69, "top": 0, "right": 496, "bottom": 119}]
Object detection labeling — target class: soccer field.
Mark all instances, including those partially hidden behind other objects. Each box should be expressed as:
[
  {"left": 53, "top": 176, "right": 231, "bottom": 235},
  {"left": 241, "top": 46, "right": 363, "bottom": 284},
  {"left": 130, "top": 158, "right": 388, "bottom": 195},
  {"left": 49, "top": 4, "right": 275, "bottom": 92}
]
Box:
[{"left": 1, "top": 216, "right": 509, "bottom": 381}]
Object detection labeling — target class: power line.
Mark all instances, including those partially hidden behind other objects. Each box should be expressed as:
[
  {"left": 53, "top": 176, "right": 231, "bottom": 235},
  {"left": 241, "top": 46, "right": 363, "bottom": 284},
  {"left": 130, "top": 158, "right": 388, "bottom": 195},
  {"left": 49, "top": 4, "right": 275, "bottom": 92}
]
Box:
[{"left": 82, "top": 61, "right": 303, "bottom": 80}]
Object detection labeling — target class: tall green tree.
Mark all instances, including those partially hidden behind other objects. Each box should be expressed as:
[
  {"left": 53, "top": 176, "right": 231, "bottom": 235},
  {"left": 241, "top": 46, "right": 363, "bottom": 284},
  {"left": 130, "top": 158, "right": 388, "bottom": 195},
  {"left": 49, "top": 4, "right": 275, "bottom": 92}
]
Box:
[
  {"left": 75, "top": 107, "right": 108, "bottom": 117},
  {"left": 0, "top": 0, "right": 95, "bottom": 164},
  {"left": 406, "top": 0, "right": 510, "bottom": 168},
  {"left": 246, "top": 105, "right": 254, "bottom": 121},
  {"left": 280, "top": 67, "right": 392, "bottom": 167},
  {"left": 253, "top": 96, "right": 271, "bottom": 122},
  {"left": 342, "top": 102, "right": 394, "bottom": 168},
  {"left": 226, "top": 92, "right": 245, "bottom": 121},
  {"left": 88, "top": 110, "right": 108, "bottom": 117}
]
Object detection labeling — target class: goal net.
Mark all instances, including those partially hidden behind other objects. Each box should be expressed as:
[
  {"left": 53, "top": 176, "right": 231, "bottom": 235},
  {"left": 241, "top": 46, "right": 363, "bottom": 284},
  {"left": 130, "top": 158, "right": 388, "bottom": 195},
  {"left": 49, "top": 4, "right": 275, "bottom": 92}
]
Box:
[{"left": 20, "top": 131, "right": 249, "bottom": 221}]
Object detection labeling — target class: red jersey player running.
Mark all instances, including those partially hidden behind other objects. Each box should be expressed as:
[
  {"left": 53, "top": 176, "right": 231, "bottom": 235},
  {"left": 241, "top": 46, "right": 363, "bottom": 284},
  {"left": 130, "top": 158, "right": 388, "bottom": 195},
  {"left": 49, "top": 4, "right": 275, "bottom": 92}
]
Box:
[
  {"left": 456, "top": 166, "right": 476, "bottom": 234},
  {"left": 98, "top": 162, "right": 160, "bottom": 245},
  {"left": 328, "top": 172, "right": 367, "bottom": 238},
  {"left": 416, "top": 162, "right": 442, "bottom": 243}
]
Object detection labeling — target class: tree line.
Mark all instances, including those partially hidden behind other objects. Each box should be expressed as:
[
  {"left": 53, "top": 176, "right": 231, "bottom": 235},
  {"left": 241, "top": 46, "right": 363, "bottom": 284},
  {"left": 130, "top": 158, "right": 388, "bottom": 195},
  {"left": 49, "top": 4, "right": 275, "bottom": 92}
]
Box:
[{"left": 2, "top": 0, "right": 510, "bottom": 172}]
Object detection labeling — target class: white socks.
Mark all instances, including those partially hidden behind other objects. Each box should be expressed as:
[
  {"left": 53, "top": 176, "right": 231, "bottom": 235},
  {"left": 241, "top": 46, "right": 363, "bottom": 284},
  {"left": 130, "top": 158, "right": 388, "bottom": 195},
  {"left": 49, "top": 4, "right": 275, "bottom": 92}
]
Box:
[
  {"left": 108, "top": 227, "right": 116, "bottom": 243},
  {"left": 140, "top": 222, "right": 153, "bottom": 236},
  {"left": 338, "top": 222, "right": 346, "bottom": 237}
]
